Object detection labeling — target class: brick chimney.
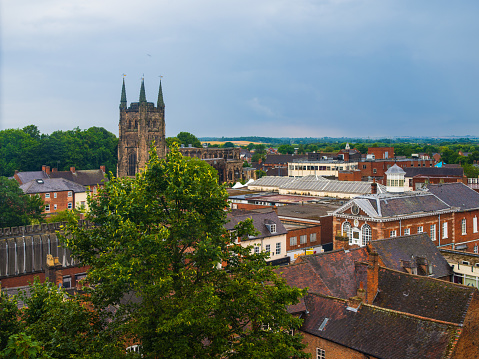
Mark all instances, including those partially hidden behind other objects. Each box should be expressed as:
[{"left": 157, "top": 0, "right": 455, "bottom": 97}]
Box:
[
  {"left": 371, "top": 182, "right": 377, "bottom": 195},
  {"left": 52, "top": 168, "right": 57, "bottom": 173},
  {"left": 366, "top": 250, "right": 379, "bottom": 304},
  {"left": 70, "top": 167, "right": 76, "bottom": 174},
  {"left": 42, "top": 165, "right": 51, "bottom": 175},
  {"left": 100, "top": 165, "right": 106, "bottom": 173},
  {"left": 356, "top": 281, "right": 366, "bottom": 302},
  {"left": 45, "top": 255, "right": 63, "bottom": 287}
]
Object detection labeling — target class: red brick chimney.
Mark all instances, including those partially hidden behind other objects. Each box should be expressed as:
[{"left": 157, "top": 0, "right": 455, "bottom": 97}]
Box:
[
  {"left": 70, "top": 167, "right": 76, "bottom": 174},
  {"left": 366, "top": 250, "right": 379, "bottom": 304},
  {"left": 100, "top": 165, "right": 106, "bottom": 173},
  {"left": 371, "top": 182, "right": 377, "bottom": 195},
  {"left": 356, "top": 281, "right": 366, "bottom": 302}
]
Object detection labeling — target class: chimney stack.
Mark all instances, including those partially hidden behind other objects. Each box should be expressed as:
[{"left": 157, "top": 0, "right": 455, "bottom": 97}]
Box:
[
  {"left": 70, "top": 167, "right": 76, "bottom": 174},
  {"left": 100, "top": 165, "right": 106, "bottom": 173},
  {"left": 371, "top": 182, "right": 377, "bottom": 195},
  {"left": 366, "top": 250, "right": 379, "bottom": 303}
]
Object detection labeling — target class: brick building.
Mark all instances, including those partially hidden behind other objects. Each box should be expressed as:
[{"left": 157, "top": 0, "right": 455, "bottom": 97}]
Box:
[
  {"left": 277, "top": 241, "right": 479, "bottom": 358},
  {"left": 19, "top": 178, "right": 87, "bottom": 215},
  {"left": 332, "top": 181, "right": 479, "bottom": 253}
]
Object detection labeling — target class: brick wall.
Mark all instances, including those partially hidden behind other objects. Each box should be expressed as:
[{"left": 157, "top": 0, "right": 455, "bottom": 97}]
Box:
[
  {"left": 301, "top": 331, "right": 377, "bottom": 359},
  {"left": 286, "top": 225, "right": 321, "bottom": 252}
]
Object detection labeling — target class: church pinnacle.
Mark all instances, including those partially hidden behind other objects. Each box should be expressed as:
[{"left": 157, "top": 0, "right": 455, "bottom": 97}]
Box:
[
  {"left": 139, "top": 77, "right": 147, "bottom": 104},
  {"left": 157, "top": 80, "right": 165, "bottom": 109},
  {"left": 120, "top": 77, "right": 127, "bottom": 110}
]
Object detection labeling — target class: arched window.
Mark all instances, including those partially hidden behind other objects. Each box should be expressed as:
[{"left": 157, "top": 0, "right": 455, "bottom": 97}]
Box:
[
  {"left": 342, "top": 221, "right": 352, "bottom": 244},
  {"left": 128, "top": 153, "right": 136, "bottom": 176},
  {"left": 361, "top": 224, "right": 372, "bottom": 246}
]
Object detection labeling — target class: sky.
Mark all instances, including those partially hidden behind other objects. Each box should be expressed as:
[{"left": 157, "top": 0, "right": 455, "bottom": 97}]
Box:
[{"left": 1, "top": 0, "right": 479, "bottom": 139}]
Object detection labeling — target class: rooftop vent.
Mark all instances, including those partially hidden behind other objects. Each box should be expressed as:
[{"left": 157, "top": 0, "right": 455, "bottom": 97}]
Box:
[{"left": 36, "top": 179, "right": 44, "bottom": 184}]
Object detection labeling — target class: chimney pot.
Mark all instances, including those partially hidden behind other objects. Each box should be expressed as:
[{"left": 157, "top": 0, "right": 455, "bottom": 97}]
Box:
[{"left": 70, "top": 167, "right": 76, "bottom": 174}]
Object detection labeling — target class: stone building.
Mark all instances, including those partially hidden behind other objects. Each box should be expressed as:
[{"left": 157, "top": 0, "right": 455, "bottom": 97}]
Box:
[{"left": 117, "top": 78, "right": 166, "bottom": 177}]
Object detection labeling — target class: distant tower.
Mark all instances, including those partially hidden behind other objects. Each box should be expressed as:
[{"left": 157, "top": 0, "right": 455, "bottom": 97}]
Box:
[{"left": 117, "top": 77, "right": 166, "bottom": 177}]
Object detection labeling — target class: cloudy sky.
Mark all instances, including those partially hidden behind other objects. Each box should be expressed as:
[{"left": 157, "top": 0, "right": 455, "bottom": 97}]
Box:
[{"left": 1, "top": 0, "right": 478, "bottom": 138}]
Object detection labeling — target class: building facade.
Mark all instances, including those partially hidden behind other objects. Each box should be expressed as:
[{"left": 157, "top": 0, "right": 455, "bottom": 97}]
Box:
[{"left": 117, "top": 78, "right": 166, "bottom": 177}]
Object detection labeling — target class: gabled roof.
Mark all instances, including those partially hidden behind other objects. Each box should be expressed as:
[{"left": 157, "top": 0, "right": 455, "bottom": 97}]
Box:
[
  {"left": 371, "top": 233, "right": 452, "bottom": 278},
  {"left": 225, "top": 210, "right": 287, "bottom": 239},
  {"left": 20, "top": 178, "right": 87, "bottom": 194},
  {"left": 15, "top": 171, "right": 48, "bottom": 185},
  {"left": 294, "top": 247, "right": 369, "bottom": 299},
  {"left": 427, "top": 182, "right": 479, "bottom": 211},
  {"left": 302, "top": 293, "right": 460, "bottom": 359},
  {"left": 49, "top": 169, "right": 107, "bottom": 187},
  {"left": 374, "top": 267, "right": 475, "bottom": 324},
  {"left": 334, "top": 191, "right": 453, "bottom": 219}
]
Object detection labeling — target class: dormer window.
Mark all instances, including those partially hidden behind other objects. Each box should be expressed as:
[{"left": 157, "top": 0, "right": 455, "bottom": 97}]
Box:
[{"left": 264, "top": 219, "right": 277, "bottom": 234}]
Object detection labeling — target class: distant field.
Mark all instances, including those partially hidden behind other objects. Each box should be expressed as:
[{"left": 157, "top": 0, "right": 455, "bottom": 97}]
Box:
[{"left": 201, "top": 141, "right": 263, "bottom": 146}]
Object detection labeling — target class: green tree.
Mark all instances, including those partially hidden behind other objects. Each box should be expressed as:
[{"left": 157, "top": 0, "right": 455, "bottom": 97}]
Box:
[
  {"left": 0, "top": 177, "right": 44, "bottom": 228},
  {"left": 222, "top": 142, "right": 235, "bottom": 148},
  {"left": 177, "top": 131, "right": 202, "bottom": 148},
  {"left": 0, "top": 290, "right": 19, "bottom": 352},
  {"left": 62, "top": 146, "right": 307, "bottom": 359},
  {"left": 277, "top": 144, "right": 295, "bottom": 154},
  {"left": 165, "top": 137, "right": 180, "bottom": 149},
  {"left": 246, "top": 143, "right": 255, "bottom": 151}
]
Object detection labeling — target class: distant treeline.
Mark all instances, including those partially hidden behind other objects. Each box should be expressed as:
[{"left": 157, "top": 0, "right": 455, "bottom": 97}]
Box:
[
  {"left": 200, "top": 136, "right": 479, "bottom": 146},
  {"left": 0, "top": 125, "right": 118, "bottom": 178}
]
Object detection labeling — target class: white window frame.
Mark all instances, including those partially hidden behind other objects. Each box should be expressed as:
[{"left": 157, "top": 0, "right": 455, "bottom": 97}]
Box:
[
  {"left": 310, "top": 233, "right": 317, "bottom": 242},
  {"left": 361, "top": 224, "right": 372, "bottom": 246},
  {"left": 53, "top": 204, "right": 57, "bottom": 210},
  {"left": 68, "top": 191, "right": 72, "bottom": 197},
  {"left": 269, "top": 223, "right": 276, "bottom": 233},
  {"left": 254, "top": 246, "right": 260, "bottom": 254},
  {"left": 404, "top": 228, "right": 410, "bottom": 235},
  {"left": 45, "top": 204, "right": 50, "bottom": 211},
  {"left": 68, "top": 202, "right": 73, "bottom": 209},
  {"left": 290, "top": 237, "right": 297, "bottom": 246},
  {"left": 316, "top": 348, "right": 326, "bottom": 359},
  {"left": 418, "top": 226, "right": 423, "bottom": 233},
  {"left": 462, "top": 219, "right": 467, "bottom": 235},
  {"left": 443, "top": 222, "right": 448, "bottom": 239},
  {"left": 430, "top": 224, "right": 436, "bottom": 241},
  {"left": 390, "top": 230, "right": 397, "bottom": 238},
  {"left": 45, "top": 193, "right": 50, "bottom": 198},
  {"left": 474, "top": 217, "right": 478, "bottom": 233},
  {"left": 275, "top": 242, "right": 281, "bottom": 255},
  {"left": 474, "top": 245, "right": 478, "bottom": 254},
  {"left": 54, "top": 192, "right": 57, "bottom": 198},
  {"left": 300, "top": 235, "right": 307, "bottom": 245},
  {"left": 342, "top": 221, "right": 352, "bottom": 244},
  {"left": 265, "top": 244, "right": 271, "bottom": 254}
]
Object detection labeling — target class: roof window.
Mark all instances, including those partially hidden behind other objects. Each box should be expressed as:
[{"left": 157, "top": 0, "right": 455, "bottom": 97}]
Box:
[{"left": 36, "top": 179, "right": 44, "bottom": 184}]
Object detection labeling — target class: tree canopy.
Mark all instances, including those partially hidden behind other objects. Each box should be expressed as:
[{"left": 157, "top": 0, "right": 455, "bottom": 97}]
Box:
[
  {"left": 62, "top": 145, "right": 307, "bottom": 358},
  {"left": 176, "top": 131, "right": 202, "bottom": 148},
  {"left": 0, "top": 126, "right": 118, "bottom": 177},
  {"left": 0, "top": 177, "right": 44, "bottom": 228}
]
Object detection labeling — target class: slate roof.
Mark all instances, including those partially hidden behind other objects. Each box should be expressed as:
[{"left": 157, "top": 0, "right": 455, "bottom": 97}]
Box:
[
  {"left": 334, "top": 191, "right": 453, "bottom": 219},
  {"left": 49, "top": 169, "right": 107, "bottom": 187},
  {"left": 295, "top": 247, "right": 369, "bottom": 299},
  {"left": 427, "top": 182, "right": 479, "bottom": 211},
  {"left": 371, "top": 233, "right": 452, "bottom": 278},
  {"left": 302, "top": 293, "right": 460, "bottom": 359},
  {"left": 249, "top": 175, "right": 387, "bottom": 196},
  {"left": 15, "top": 171, "right": 48, "bottom": 185},
  {"left": 374, "top": 267, "right": 475, "bottom": 324},
  {"left": 404, "top": 167, "right": 464, "bottom": 177},
  {"left": 20, "top": 178, "right": 87, "bottom": 194},
  {"left": 263, "top": 154, "right": 307, "bottom": 165},
  {"left": 225, "top": 210, "right": 287, "bottom": 240}
]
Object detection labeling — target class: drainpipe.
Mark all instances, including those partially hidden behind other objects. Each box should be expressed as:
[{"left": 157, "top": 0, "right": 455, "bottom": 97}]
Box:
[
  {"left": 438, "top": 214, "right": 441, "bottom": 246},
  {"left": 399, "top": 219, "right": 402, "bottom": 236}
]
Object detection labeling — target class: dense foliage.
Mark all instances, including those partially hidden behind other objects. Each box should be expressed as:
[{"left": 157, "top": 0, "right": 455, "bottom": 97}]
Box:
[
  {"left": 177, "top": 131, "right": 202, "bottom": 148},
  {"left": 0, "top": 177, "right": 44, "bottom": 228},
  {"left": 0, "top": 279, "right": 128, "bottom": 358},
  {"left": 61, "top": 145, "right": 307, "bottom": 358},
  {"left": 0, "top": 126, "right": 118, "bottom": 177}
]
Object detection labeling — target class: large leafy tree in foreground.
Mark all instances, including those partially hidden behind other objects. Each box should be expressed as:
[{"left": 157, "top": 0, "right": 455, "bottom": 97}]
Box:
[
  {"left": 63, "top": 146, "right": 307, "bottom": 359},
  {"left": 0, "top": 177, "right": 44, "bottom": 228}
]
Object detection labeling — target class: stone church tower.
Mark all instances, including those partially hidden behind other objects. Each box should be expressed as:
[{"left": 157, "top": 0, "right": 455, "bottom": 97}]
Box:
[{"left": 117, "top": 78, "right": 166, "bottom": 177}]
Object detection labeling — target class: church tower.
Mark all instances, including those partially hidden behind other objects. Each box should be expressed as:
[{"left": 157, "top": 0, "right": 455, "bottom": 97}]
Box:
[{"left": 117, "top": 77, "right": 166, "bottom": 177}]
